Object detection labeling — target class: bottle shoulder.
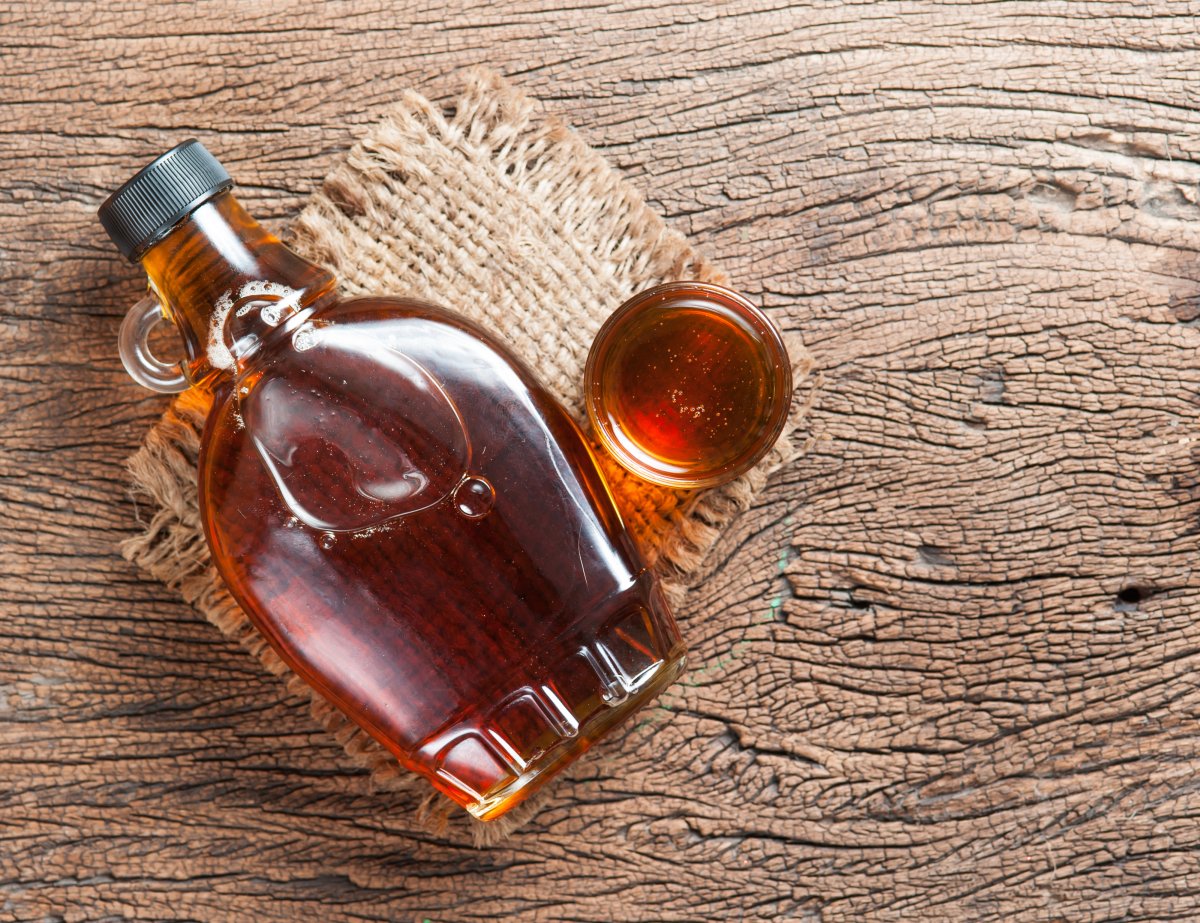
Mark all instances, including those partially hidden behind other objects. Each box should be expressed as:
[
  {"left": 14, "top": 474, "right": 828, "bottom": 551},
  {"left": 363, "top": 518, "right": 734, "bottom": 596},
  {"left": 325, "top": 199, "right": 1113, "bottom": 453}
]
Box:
[
  {"left": 202, "top": 295, "right": 580, "bottom": 464},
  {"left": 318, "top": 293, "right": 458, "bottom": 319},
  {"left": 297, "top": 295, "right": 549, "bottom": 391}
]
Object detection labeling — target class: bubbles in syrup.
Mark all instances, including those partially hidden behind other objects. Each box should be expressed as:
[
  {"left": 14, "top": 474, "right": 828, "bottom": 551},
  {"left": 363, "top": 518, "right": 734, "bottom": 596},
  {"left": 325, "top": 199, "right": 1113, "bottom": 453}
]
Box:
[
  {"left": 453, "top": 475, "right": 496, "bottom": 519},
  {"left": 292, "top": 322, "right": 319, "bottom": 352},
  {"left": 319, "top": 532, "right": 337, "bottom": 550}
]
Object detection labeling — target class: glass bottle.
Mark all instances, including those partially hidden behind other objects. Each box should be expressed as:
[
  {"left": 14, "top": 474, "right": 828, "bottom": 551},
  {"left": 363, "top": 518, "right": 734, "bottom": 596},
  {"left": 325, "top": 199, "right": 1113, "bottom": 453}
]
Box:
[{"left": 101, "top": 140, "right": 686, "bottom": 820}]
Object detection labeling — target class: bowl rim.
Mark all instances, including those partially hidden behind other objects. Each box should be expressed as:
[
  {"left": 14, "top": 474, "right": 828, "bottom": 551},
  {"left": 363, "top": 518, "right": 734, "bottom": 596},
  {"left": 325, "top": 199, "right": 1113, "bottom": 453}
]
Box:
[{"left": 584, "top": 281, "right": 793, "bottom": 490}]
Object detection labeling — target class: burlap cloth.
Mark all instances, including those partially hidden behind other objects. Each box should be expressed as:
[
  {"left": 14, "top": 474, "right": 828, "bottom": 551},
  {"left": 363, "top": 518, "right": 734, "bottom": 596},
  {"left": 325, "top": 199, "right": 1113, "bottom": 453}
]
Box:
[{"left": 122, "top": 68, "right": 815, "bottom": 845}]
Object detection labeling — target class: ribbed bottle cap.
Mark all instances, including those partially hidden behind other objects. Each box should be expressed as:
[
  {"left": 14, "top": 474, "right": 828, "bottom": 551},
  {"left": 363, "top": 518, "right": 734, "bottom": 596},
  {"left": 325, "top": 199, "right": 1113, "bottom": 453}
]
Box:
[{"left": 98, "top": 139, "right": 232, "bottom": 262}]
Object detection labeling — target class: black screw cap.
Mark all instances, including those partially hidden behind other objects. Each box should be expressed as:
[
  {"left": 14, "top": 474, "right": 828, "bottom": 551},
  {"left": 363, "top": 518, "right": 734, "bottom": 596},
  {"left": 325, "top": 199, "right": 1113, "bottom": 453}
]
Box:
[{"left": 98, "top": 139, "right": 232, "bottom": 262}]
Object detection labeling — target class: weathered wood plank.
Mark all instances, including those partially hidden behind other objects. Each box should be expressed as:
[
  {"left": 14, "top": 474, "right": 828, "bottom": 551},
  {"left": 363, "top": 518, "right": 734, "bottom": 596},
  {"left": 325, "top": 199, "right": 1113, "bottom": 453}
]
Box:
[{"left": 4, "top": 1, "right": 1200, "bottom": 920}]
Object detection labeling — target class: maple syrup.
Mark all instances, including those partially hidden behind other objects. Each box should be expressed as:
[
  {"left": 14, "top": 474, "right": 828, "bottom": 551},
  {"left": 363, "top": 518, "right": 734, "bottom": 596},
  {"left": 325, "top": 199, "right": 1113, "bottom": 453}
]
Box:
[
  {"left": 586, "top": 282, "right": 792, "bottom": 488},
  {"left": 101, "top": 141, "right": 686, "bottom": 820}
]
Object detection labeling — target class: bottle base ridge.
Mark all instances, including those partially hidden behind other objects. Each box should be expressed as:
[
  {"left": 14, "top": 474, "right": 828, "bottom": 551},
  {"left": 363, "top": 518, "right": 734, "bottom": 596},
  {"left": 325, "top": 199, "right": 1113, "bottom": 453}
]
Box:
[
  {"left": 465, "top": 647, "right": 687, "bottom": 821},
  {"left": 411, "top": 593, "right": 687, "bottom": 820}
]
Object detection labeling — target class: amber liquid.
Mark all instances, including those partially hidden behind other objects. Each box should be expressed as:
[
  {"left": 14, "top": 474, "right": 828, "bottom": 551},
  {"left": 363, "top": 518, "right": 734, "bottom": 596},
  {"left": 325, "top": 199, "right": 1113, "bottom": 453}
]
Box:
[
  {"left": 143, "top": 194, "right": 685, "bottom": 819},
  {"left": 587, "top": 285, "right": 790, "bottom": 488}
]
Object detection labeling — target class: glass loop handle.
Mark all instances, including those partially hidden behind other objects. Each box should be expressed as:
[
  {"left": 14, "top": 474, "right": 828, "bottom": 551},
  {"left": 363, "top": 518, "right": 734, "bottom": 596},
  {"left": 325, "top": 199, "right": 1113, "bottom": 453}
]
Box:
[{"left": 119, "top": 294, "right": 189, "bottom": 394}]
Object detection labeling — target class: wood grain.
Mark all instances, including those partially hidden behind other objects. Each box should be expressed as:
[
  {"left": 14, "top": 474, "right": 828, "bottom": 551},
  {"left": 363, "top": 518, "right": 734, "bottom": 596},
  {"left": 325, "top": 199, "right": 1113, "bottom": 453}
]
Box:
[{"left": 4, "top": 1, "right": 1200, "bottom": 920}]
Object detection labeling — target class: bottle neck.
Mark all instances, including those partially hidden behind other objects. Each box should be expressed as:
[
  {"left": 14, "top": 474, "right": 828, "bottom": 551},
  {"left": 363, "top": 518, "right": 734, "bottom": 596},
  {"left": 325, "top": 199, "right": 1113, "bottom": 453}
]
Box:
[{"left": 139, "top": 190, "right": 336, "bottom": 387}]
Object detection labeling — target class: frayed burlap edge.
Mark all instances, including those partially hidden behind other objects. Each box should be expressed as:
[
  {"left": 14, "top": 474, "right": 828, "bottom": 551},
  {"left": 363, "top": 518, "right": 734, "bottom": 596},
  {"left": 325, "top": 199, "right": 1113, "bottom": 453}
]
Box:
[{"left": 121, "top": 68, "right": 817, "bottom": 847}]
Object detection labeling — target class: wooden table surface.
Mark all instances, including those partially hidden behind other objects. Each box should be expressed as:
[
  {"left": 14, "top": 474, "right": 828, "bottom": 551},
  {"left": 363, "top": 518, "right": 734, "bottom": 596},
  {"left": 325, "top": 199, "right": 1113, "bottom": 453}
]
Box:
[{"left": 5, "top": 2, "right": 1200, "bottom": 920}]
